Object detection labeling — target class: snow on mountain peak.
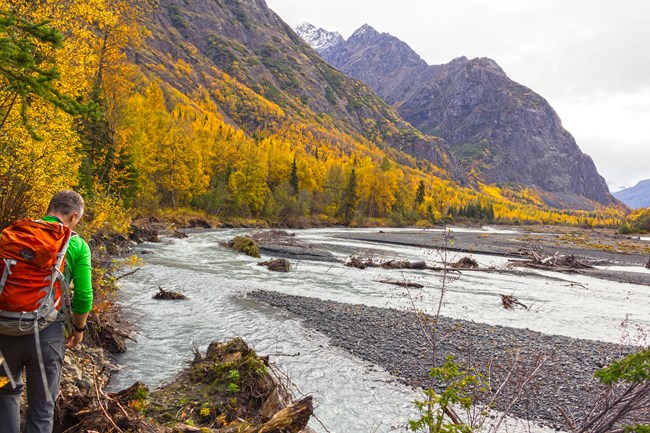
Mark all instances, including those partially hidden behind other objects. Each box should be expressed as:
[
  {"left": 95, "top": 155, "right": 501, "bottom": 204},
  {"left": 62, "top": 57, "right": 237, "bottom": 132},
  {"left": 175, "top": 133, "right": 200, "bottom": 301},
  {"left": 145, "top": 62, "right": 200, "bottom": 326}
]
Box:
[
  {"left": 295, "top": 22, "right": 344, "bottom": 52},
  {"left": 351, "top": 24, "right": 378, "bottom": 38}
]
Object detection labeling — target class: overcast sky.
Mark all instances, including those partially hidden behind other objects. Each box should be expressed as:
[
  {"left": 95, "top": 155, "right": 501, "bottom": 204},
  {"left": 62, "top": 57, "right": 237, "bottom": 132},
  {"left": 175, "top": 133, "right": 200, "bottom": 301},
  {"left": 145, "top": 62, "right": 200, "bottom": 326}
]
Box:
[{"left": 266, "top": 0, "right": 650, "bottom": 192}]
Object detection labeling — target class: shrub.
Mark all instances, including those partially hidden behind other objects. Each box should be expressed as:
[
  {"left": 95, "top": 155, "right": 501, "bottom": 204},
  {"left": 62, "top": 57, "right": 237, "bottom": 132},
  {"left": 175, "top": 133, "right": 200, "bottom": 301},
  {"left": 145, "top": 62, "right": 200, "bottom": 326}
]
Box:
[
  {"left": 225, "top": 236, "right": 260, "bottom": 258},
  {"left": 619, "top": 208, "right": 650, "bottom": 234}
]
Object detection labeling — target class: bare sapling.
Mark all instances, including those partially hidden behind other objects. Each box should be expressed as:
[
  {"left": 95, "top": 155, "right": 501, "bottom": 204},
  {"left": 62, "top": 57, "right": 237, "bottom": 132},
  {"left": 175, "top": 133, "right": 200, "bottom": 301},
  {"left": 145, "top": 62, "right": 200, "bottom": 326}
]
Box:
[
  {"left": 564, "top": 347, "right": 649, "bottom": 433},
  {"left": 407, "top": 227, "right": 548, "bottom": 433}
]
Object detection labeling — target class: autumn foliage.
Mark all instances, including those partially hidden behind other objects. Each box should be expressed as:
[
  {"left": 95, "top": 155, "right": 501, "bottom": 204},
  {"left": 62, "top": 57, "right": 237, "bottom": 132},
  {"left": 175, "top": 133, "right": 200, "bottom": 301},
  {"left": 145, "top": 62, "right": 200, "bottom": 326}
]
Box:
[{"left": 0, "top": 1, "right": 625, "bottom": 232}]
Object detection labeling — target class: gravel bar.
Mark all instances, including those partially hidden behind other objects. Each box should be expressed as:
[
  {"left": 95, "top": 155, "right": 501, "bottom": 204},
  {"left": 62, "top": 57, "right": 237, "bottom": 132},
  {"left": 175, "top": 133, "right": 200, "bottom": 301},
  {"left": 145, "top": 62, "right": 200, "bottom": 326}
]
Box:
[
  {"left": 334, "top": 230, "right": 650, "bottom": 285},
  {"left": 247, "top": 290, "right": 645, "bottom": 429}
]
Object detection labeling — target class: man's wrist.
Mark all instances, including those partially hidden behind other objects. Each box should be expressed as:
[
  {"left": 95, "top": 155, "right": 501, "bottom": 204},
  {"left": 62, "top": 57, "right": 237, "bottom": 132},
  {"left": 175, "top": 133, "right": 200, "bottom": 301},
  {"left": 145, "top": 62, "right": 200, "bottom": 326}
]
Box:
[{"left": 73, "top": 323, "right": 87, "bottom": 333}]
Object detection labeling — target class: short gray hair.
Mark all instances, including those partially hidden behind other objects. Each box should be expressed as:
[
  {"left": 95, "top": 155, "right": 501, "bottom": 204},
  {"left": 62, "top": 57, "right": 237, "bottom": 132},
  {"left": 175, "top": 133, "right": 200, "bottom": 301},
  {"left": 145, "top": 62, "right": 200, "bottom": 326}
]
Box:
[{"left": 47, "top": 190, "right": 85, "bottom": 216}]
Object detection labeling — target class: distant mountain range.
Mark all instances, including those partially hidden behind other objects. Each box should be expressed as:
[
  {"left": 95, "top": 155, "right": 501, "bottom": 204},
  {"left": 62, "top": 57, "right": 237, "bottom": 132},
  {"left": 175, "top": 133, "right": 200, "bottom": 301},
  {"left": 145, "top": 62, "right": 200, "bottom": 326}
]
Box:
[
  {"left": 296, "top": 23, "right": 618, "bottom": 209},
  {"left": 613, "top": 180, "right": 650, "bottom": 209}
]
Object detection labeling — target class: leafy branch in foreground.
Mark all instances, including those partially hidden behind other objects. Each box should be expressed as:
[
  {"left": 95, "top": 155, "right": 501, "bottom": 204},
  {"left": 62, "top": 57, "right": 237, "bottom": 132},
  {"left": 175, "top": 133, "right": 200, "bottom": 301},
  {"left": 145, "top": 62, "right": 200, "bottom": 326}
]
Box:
[
  {"left": 567, "top": 347, "right": 649, "bottom": 433},
  {"left": 409, "top": 355, "right": 485, "bottom": 433},
  {"left": 0, "top": 10, "right": 95, "bottom": 137},
  {"left": 595, "top": 347, "right": 650, "bottom": 385}
]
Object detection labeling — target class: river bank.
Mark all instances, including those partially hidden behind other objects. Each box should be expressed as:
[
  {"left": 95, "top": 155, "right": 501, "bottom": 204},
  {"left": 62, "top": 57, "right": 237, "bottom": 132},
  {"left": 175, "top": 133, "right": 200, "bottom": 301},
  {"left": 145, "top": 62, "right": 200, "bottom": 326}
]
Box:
[
  {"left": 246, "top": 290, "right": 644, "bottom": 430},
  {"left": 53, "top": 223, "right": 318, "bottom": 433}
]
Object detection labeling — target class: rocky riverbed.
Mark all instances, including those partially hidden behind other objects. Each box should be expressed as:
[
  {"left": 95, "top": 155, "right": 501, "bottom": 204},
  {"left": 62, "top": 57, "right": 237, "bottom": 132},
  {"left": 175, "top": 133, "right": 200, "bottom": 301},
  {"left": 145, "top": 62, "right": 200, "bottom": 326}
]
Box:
[
  {"left": 246, "top": 290, "right": 645, "bottom": 430},
  {"left": 113, "top": 223, "right": 649, "bottom": 432},
  {"left": 335, "top": 227, "right": 650, "bottom": 286}
]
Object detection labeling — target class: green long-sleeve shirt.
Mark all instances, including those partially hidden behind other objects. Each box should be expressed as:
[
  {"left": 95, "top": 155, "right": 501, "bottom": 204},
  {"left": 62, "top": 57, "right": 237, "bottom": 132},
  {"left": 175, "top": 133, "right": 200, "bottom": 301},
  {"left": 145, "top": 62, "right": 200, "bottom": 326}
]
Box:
[{"left": 42, "top": 215, "right": 93, "bottom": 314}]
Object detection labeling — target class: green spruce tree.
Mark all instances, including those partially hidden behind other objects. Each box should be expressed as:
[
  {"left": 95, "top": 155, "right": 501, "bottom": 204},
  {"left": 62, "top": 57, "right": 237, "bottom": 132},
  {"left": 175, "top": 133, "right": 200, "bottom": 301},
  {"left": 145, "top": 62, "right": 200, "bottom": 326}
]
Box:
[
  {"left": 341, "top": 168, "right": 359, "bottom": 225},
  {"left": 290, "top": 155, "right": 299, "bottom": 195},
  {"left": 0, "top": 11, "right": 94, "bottom": 137},
  {"left": 415, "top": 180, "right": 425, "bottom": 207}
]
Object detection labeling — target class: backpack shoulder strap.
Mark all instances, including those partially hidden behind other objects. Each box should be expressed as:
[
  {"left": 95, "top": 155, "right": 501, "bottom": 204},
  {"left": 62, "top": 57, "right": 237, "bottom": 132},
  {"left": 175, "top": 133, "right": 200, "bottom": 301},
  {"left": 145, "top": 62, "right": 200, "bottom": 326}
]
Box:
[{"left": 0, "top": 259, "right": 17, "bottom": 295}]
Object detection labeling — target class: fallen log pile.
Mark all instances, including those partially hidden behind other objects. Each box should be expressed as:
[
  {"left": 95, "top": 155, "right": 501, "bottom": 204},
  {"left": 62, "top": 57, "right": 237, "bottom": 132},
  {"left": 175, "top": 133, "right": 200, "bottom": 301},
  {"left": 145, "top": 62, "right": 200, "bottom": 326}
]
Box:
[
  {"left": 344, "top": 251, "right": 600, "bottom": 284},
  {"left": 346, "top": 255, "right": 426, "bottom": 270},
  {"left": 510, "top": 248, "right": 595, "bottom": 271},
  {"left": 347, "top": 254, "right": 483, "bottom": 273},
  {"left": 61, "top": 338, "right": 315, "bottom": 433}
]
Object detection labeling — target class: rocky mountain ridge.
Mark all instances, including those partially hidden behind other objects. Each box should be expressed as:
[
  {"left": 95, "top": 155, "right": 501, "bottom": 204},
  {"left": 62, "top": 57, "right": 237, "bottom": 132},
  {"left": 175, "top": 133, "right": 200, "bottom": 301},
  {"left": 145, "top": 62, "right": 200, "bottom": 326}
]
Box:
[
  {"left": 134, "top": 0, "right": 460, "bottom": 177},
  {"left": 613, "top": 180, "right": 650, "bottom": 209},
  {"left": 297, "top": 23, "right": 618, "bottom": 209},
  {"left": 295, "top": 22, "right": 344, "bottom": 52}
]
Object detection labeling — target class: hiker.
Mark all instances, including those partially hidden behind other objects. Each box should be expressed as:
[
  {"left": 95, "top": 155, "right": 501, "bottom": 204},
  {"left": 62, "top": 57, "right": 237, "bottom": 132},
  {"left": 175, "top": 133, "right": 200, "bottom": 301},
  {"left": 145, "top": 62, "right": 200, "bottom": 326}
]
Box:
[{"left": 0, "top": 190, "right": 93, "bottom": 433}]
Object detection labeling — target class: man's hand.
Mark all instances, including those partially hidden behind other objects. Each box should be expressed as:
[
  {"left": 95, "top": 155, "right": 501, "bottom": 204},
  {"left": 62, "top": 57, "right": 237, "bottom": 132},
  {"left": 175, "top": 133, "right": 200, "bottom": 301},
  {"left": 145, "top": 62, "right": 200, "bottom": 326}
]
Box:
[
  {"left": 68, "top": 312, "right": 89, "bottom": 349},
  {"left": 66, "top": 331, "right": 84, "bottom": 348}
]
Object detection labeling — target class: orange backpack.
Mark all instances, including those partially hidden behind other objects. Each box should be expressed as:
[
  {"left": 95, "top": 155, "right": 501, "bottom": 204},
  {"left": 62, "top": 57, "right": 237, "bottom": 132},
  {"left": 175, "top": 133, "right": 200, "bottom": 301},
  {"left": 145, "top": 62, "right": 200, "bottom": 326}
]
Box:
[{"left": 0, "top": 219, "right": 71, "bottom": 335}]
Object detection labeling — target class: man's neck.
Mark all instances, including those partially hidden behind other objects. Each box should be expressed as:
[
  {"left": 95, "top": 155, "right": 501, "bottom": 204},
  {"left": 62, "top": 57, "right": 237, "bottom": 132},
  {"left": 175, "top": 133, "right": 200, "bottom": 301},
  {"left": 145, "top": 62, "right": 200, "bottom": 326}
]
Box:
[{"left": 46, "top": 213, "right": 67, "bottom": 226}]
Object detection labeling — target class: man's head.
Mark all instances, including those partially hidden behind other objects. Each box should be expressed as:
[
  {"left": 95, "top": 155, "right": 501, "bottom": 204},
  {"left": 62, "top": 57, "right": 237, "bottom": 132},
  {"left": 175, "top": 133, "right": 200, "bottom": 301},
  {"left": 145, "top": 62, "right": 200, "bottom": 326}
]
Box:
[{"left": 47, "top": 190, "right": 85, "bottom": 229}]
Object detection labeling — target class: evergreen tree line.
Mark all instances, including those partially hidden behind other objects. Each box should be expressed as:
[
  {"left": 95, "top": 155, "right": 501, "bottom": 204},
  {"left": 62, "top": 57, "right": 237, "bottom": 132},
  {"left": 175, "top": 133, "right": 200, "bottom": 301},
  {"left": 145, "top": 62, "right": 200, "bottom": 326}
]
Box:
[{"left": 447, "top": 201, "right": 496, "bottom": 223}]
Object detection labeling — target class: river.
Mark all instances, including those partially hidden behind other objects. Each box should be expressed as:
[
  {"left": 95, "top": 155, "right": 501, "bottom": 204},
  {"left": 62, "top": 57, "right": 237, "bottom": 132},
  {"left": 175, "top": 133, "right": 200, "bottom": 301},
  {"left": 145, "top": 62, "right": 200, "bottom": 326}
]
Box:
[{"left": 110, "top": 227, "right": 650, "bottom": 433}]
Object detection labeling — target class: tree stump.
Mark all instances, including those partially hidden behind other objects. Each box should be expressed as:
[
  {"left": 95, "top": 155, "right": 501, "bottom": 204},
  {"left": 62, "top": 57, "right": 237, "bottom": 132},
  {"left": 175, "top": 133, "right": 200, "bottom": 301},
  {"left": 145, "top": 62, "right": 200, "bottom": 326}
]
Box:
[
  {"left": 451, "top": 256, "right": 479, "bottom": 269},
  {"left": 258, "top": 258, "right": 291, "bottom": 272},
  {"left": 500, "top": 294, "right": 528, "bottom": 310}
]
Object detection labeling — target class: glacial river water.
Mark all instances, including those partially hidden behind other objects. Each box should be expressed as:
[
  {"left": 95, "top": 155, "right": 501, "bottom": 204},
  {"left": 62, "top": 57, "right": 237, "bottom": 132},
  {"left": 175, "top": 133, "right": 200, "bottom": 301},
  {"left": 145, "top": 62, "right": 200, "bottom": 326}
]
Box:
[{"left": 110, "top": 227, "right": 650, "bottom": 433}]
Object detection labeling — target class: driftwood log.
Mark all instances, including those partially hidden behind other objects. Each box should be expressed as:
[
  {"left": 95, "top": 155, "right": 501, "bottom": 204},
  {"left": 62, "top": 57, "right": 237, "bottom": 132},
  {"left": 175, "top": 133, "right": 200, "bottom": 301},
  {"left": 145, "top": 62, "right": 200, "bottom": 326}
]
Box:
[
  {"left": 379, "top": 280, "right": 424, "bottom": 289},
  {"left": 254, "top": 396, "right": 313, "bottom": 433},
  {"left": 500, "top": 294, "right": 528, "bottom": 310},
  {"left": 451, "top": 256, "right": 479, "bottom": 269},
  {"left": 153, "top": 287, "right": 187, "bottom": 300},
  {"left": 347, "top": 256, "right": 370, "bottom": 269},
  {"left": 381, "top": 259, "right": 427, "bottom": 269},
  {"left": 258, "top": 258, "right": 291, "bottom": 272},
  {"left": 250, "top": 230, "right": 336, "bottom": 262}
]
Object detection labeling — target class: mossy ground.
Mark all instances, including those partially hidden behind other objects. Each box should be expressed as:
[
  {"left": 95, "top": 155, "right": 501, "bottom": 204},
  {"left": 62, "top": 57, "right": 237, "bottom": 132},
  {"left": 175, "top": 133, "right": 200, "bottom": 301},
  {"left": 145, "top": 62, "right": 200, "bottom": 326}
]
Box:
[
  {"left": 61, "top": 338, "right": 300, "bottom": 433},
  {"left": 142, "top": 338, "right": 277, "bottom": 430}
]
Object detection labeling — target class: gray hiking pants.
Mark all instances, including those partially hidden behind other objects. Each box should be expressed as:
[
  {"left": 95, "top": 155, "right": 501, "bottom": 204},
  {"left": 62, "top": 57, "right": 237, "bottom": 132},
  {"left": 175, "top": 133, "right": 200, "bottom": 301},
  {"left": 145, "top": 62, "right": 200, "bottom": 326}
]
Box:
[{"left": 0, "top": 321, "right": 65, "bottom": 433}]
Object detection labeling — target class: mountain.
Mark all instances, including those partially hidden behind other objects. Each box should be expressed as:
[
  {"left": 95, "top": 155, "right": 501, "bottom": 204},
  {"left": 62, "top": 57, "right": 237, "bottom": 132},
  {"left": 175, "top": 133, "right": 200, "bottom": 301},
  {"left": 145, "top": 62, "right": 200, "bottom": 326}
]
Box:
[
  {"left": 297, "top": 23, "right": 617, "bottom": 209},
  {"left": 613, "top": 180, "right": 650, "bottom": 209},
  {"left": 295, "top": 22, "right": 344, "bottom": 52},
  {"left": 134, "top": 0, "right": 460, "bottom": 178}
]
